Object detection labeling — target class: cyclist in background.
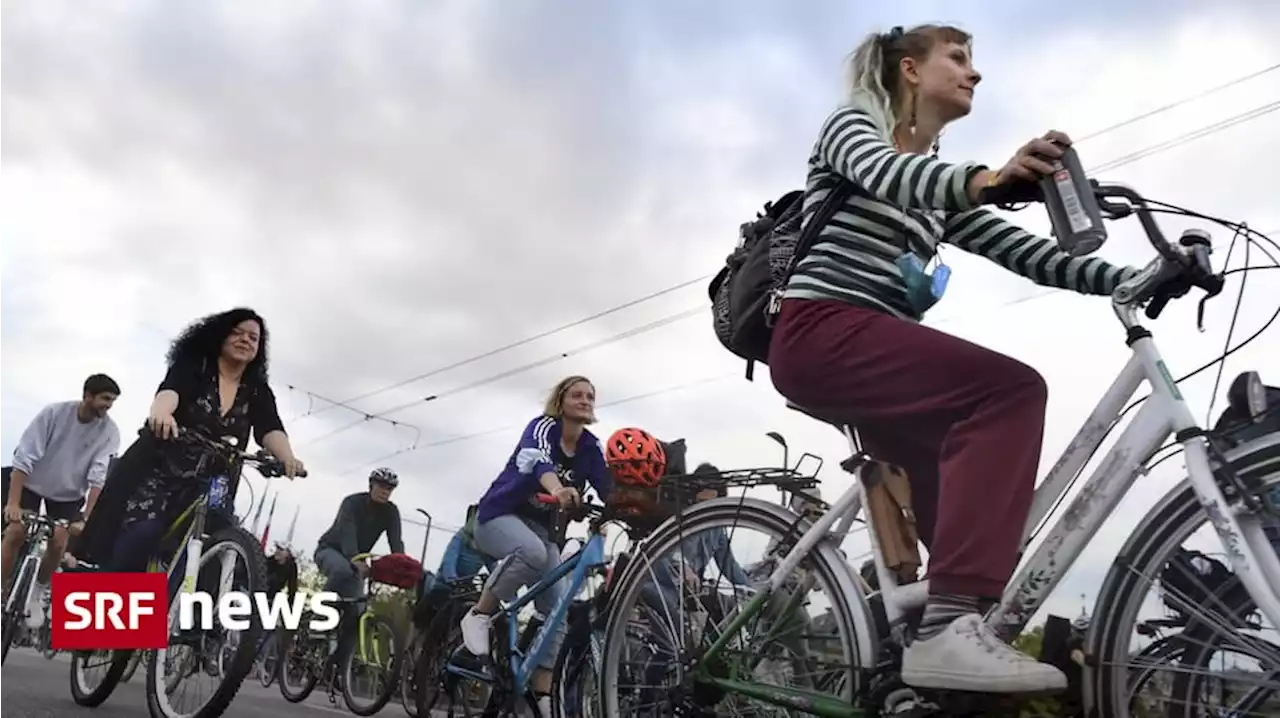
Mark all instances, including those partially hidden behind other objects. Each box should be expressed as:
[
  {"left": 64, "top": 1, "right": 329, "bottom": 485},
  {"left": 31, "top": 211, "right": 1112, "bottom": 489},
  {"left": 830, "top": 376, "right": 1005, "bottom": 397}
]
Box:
[
  {"left": 315, "top": 467, "right": 404, "bottom": 660},
  {"left": 459, "top": 375, "right": 614, "bottom": 718},
  {"left": 266, "top": 542, "right": 299, "bottom": 598},
  {"left": 438, "top": 505, "right": 495, "bottom": 584},
  {"left": 765, "top": 25, "right": 1141, "bottom": 693},
  {"left": 648, "top": 462, "right": 751, "bottom": 604},
  {"left": 416, "top": 506, "right": 496, "bottom": 628},
  {"left": 256, "top": 542, "right": 299, "bottom": 657},
  {"left": 2, "top": 373, "right": 122, "bottom": 627}
]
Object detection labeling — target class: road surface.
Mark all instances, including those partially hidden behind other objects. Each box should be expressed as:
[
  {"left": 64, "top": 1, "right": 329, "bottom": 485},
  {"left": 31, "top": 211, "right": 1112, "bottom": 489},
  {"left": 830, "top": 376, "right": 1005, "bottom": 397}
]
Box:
[{"left": 0, "top": 648, "right": 453, "bottom": 717}]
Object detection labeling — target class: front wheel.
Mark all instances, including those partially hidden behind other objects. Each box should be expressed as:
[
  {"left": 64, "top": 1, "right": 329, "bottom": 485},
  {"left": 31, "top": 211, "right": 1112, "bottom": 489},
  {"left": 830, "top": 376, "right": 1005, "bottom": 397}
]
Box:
[
  {"left": 553, "top": 627, "right": 599, "bottom": 718},
  {"left": 144, "top": 524, "right": 268, "bottom": 718},
  {"left": 401, "top": 631, "right": 425, "bottom": 717},
  {"left": 121, "top": 649, "right": 144, "bottom": 683},
  {"left": 70, "top": 649, "right": 133, "bottom": 706},
  {"left": 341, "top": 612, "right": 403, "bottom": 716}
]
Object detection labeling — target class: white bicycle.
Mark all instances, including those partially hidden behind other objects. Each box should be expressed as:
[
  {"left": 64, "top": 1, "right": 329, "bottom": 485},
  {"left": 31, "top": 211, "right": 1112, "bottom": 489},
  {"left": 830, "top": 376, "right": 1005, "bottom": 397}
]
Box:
[{"left": 597, "top": 178, "right": 1280, "bottom": 716}]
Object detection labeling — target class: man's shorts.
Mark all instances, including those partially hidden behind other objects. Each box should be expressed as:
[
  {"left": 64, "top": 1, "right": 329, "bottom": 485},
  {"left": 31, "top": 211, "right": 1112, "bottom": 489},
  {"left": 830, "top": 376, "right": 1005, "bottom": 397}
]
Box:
[{"left": 2, "top": 467, "right": 84, "bottom": 523}]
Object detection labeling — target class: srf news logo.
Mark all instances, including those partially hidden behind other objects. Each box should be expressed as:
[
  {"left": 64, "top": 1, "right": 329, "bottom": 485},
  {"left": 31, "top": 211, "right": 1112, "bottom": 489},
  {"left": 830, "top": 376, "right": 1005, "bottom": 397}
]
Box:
[{"left": 50, "top": 572, "right": 341, "bottom": 651}]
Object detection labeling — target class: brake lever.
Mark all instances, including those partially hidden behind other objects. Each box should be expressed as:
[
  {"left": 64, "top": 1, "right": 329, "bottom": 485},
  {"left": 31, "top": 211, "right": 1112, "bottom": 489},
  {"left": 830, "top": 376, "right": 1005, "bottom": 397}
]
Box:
[{"left": 1096, "top": 196, "right": 1132, "bottom": 220}]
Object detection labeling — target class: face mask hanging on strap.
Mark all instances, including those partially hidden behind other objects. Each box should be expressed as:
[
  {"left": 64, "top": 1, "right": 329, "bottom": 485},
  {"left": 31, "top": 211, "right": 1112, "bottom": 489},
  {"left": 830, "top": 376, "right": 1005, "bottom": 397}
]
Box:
[{"left": 895, "top": 250, "right": 951, "bottom": 315}]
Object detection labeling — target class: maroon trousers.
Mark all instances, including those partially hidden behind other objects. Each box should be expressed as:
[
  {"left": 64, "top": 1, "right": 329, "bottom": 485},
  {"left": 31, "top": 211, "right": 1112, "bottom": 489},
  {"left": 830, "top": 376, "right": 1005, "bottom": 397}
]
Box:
[{"left": 769, "top": 298, "right": 1047, "bottom": 598}]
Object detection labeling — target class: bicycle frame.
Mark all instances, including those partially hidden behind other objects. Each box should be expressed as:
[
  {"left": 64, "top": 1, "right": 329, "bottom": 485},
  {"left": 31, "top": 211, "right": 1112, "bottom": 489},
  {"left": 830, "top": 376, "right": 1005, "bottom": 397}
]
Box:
[
  {"left": 684, "top": 312, "right": 1280, "bottom": 718},
  {"left": 153, "top": 465, "right": 244, "bottom": 636},
  {"left": 744, "top": 297, "right": 1280, "bottom": 654},
  {"left": 446, "top": 529, "right": 607, "bottom": 695}
]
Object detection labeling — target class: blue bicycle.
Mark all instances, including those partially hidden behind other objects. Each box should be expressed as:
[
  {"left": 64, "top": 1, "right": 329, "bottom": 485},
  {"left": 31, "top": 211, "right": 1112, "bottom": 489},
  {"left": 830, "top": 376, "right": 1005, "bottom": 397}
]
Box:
[{"left": 439, "top": 494, "right": 612, "bottom": 718}]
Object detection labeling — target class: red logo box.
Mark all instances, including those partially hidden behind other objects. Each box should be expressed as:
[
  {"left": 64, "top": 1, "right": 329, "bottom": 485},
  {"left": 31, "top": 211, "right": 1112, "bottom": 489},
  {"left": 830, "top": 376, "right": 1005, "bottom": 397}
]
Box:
[{"left": 50, "top": 572, "right": 168, "bottom": 651}]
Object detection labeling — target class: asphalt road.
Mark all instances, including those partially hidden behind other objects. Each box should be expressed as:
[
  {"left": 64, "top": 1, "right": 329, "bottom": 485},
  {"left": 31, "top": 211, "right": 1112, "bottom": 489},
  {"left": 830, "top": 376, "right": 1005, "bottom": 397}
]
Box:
[{"left": 0, "top": 648, "right": 447, "bottom": 718}]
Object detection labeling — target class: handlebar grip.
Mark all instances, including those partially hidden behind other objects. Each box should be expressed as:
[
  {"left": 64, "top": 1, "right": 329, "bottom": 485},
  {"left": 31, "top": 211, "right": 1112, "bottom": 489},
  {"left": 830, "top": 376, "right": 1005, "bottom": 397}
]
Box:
[
  {"left": 978, "top": 180, "right": 1043, "bottom": 206},
  {"left": 535, "top": 494, "right": 559, "bottom": 505}
]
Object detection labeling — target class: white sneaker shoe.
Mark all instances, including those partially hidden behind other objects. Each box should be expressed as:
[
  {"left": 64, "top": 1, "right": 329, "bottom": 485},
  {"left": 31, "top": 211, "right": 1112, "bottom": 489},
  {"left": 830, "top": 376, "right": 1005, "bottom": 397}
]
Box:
[
  {"left": 901, "top": 614, "right": 1067, "bottom": 694},
  {"left": 536, "top": 694, "right": 552, "bottom": 718},
  {"left": 24, "top": 584, "right": 49, "bottom": 629},
  {"left": 459, "top": 609, "right": 491, "bottom": 657}
]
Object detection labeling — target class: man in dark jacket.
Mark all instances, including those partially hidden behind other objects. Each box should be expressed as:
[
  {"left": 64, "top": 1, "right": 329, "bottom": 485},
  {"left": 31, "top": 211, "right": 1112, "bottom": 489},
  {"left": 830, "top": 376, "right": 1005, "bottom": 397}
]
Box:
[{"left": 314, "top": 468, "right": 404, "bottom": 662}]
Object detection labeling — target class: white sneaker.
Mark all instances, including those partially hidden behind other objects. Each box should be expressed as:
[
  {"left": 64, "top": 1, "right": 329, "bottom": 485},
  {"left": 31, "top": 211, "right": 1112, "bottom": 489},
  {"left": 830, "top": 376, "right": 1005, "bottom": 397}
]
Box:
[
  {"left": 24, "top": 584, "right": 49, "bottom": 629},
  {"left": 459, "top": 609, "right": 491, "bottom": 657},
  {"left": 901, "top": 614, "right": 1067, "bottom": 694},
  {"left": 536, "top": 694, "right": 552, "bottom": 718}
]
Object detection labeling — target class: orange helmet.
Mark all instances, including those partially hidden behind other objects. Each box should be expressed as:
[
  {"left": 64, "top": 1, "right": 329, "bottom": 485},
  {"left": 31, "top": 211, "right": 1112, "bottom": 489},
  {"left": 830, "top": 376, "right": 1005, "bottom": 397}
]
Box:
[{"left": 605, "top": 427, "right": 667, "bottom": 488}]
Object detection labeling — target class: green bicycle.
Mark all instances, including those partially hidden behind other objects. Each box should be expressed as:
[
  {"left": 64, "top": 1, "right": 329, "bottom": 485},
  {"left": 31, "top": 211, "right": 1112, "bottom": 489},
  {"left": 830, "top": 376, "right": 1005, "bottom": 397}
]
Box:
[
  {"left": 68, "top": 427, "right": 304, "bottom": 718},
  {"left": 277, "top": 550, "right": 407, "bottom": 715}
]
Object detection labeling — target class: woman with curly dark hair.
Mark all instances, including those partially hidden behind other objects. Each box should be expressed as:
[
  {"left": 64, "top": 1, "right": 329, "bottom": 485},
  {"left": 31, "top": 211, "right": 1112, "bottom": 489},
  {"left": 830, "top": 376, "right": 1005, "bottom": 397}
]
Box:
[{"left": 74, "top": 308, "right": 305, "bottom": 574}]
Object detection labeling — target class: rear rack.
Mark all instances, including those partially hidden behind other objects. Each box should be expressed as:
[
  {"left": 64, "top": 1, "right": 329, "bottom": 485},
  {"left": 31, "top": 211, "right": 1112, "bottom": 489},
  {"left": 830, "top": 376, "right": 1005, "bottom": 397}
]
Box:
[{"left": 605, "top": 463, "right": 824, "bottom": 539}]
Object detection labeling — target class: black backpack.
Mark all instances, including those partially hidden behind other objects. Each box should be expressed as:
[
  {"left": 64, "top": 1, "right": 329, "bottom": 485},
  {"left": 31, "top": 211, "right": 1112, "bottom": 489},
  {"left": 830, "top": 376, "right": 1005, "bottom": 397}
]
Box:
[
  {"left": 1159, "top": 547, "right": 1235, "bottom": 618},
  {"left": 709, "top": 182, "right": 853, "bottom": 380}
]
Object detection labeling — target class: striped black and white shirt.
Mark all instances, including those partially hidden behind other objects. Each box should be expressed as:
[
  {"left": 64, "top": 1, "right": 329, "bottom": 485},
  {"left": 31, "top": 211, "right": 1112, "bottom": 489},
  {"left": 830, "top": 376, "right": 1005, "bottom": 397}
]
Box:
[{"left": 784, "top": 104, "right": 1138, "bottom": 320}]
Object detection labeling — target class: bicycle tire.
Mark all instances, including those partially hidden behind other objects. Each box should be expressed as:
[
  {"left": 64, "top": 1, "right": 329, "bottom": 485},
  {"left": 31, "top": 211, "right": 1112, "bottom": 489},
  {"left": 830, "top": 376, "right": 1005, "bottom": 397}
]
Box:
[
  {"left": 1, "top": 557, "right": 35, "bottom": 664},
  {"left": 400, "top": 635, "right": 422, "bottom": 717},
  {"left": 144, "top": 524, "right": 269, "bottom": 718},
  {"left": 598, "top": 496, "right": 875, "bottom": 717},
  {"left": 69, "top": 650, "right": 133, "bottom": 706},
  {"left": 552, "top": 625, "right": 596, "bottom": 718},
  {"left": 122, "top": 649, "right": 143, "bottom": 683},
  {"left": 414, "top": 609, "right": 463, "bottom": 716},
  {"left": 341, "top": 611, "right": 404, "bottom": 716},
  {"left": 277, "top": 617, "right": 322, "bottom": 703},
  {"left": 1087, "top": 433, "right": 1280, "bottom": 717}
]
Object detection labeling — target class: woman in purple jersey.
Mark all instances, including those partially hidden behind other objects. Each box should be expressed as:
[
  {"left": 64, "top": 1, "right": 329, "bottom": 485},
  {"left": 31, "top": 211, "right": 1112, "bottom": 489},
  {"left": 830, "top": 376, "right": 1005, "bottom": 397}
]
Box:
[{"left": 457, "top": 375, "right": 613, "bottom": 716}]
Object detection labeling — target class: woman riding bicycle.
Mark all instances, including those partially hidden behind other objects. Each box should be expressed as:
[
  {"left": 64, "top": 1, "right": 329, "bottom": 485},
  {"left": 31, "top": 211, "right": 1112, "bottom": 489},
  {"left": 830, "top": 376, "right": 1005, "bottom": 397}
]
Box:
[
  {"left": 458, "top": 375, "right": 614, "bottom": 717},
  {"left": 766, "top": 25, "right": 1141, "bottom": 694},
  {"left": 75, "top": 307, "right": 305, "bottom": 582}
]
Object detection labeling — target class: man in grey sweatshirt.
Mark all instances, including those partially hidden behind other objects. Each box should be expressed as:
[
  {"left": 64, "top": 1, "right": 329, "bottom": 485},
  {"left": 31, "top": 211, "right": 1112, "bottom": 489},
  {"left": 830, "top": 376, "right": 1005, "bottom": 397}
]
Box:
[{"left": 2, "top": 374, "right": 121, "bottom": 628}]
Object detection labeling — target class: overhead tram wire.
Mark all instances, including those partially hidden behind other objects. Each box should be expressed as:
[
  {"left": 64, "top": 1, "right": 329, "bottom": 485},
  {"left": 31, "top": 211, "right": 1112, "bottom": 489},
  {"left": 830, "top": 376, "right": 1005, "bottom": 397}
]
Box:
[
  {"left": 296, "top": 307, "right": 704, "bottom": 448},
  {"left": 333, "top": 282, "right": 1128, "bottom": 478},
  {"left": 299, "top": 275, "right": 713, "bottom": 421},
  {"left": 336, "top": 219, "right": 1280, "bottom": 479},
  {"left": 290, "top": 58, "right": 1280, "bottom": 427},
  {"left": 333, "top": 372, "right": 736, "bottom": 477},
  {"left": 305, "top": 95, "right": 1279, "bottom": 455}
]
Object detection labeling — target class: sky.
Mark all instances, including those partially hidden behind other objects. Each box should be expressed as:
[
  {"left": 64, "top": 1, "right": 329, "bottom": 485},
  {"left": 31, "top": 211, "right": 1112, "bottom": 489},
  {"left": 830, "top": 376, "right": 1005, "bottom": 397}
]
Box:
[{"left": 2, "top": 0, "right": 1279, "bottom": 624}]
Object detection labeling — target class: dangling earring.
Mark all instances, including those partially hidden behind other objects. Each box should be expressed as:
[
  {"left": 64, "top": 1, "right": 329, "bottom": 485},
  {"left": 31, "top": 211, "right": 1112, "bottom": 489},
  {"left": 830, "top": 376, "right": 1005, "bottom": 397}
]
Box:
[{"left": 908, "top": 89, "right": 918, "bottom": 136}]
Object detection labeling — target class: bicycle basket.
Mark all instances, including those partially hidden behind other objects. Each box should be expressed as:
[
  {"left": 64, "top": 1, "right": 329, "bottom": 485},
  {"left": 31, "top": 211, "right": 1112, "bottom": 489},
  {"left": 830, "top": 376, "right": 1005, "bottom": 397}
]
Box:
[{"left": 370, "top": 552, "right": 424, "bottom": 589}]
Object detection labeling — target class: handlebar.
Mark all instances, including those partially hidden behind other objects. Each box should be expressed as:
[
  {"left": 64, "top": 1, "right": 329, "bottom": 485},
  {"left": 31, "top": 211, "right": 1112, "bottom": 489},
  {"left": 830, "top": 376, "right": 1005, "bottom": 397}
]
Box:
[
  {"left": 136, "top": 427, "right": 307, "bottom": 478},
  {"left": 978, "top": 173, "right": 1225, "bottom": 326},
  {"left": 6, "top": 511, "right": 74, "bottom": 530},
  {"left": 534, "top": 493, "right": 606, "bottom": 515}
]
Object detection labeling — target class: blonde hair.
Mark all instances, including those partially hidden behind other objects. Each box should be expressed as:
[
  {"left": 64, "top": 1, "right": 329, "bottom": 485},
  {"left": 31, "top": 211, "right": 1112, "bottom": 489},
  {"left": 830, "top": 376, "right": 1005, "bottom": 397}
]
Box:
[
  {"left": 544, "top": 375, "right": 596, "bottom": 424},
  {"left": 845, "top": 24, "right": 972, "bottom": 145}
]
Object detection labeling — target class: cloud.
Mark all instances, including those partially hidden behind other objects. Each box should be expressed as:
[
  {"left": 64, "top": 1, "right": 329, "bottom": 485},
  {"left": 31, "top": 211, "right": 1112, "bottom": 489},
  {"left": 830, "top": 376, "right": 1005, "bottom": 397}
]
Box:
[{"left": 3, "top": 0, "right": 1278, "bottom": 633}]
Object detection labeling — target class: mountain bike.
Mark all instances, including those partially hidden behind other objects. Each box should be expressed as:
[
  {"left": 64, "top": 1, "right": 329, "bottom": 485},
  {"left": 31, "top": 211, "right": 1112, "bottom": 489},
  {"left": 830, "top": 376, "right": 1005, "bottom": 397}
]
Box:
[
  {"left": 596, "top": 176, "right": 1280, "bottom": 717},
  {"left": 434, "top": 495, "right": 613, "bottom": 718},
  {"left": 68, "top": 427, "right": 304, "bottom": 718},
  {"left": 277, "top": 551, "right": 407, "bottom": 715},
  {"left": 2, "top": 512, "right": 71, "bottom": 663}
]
